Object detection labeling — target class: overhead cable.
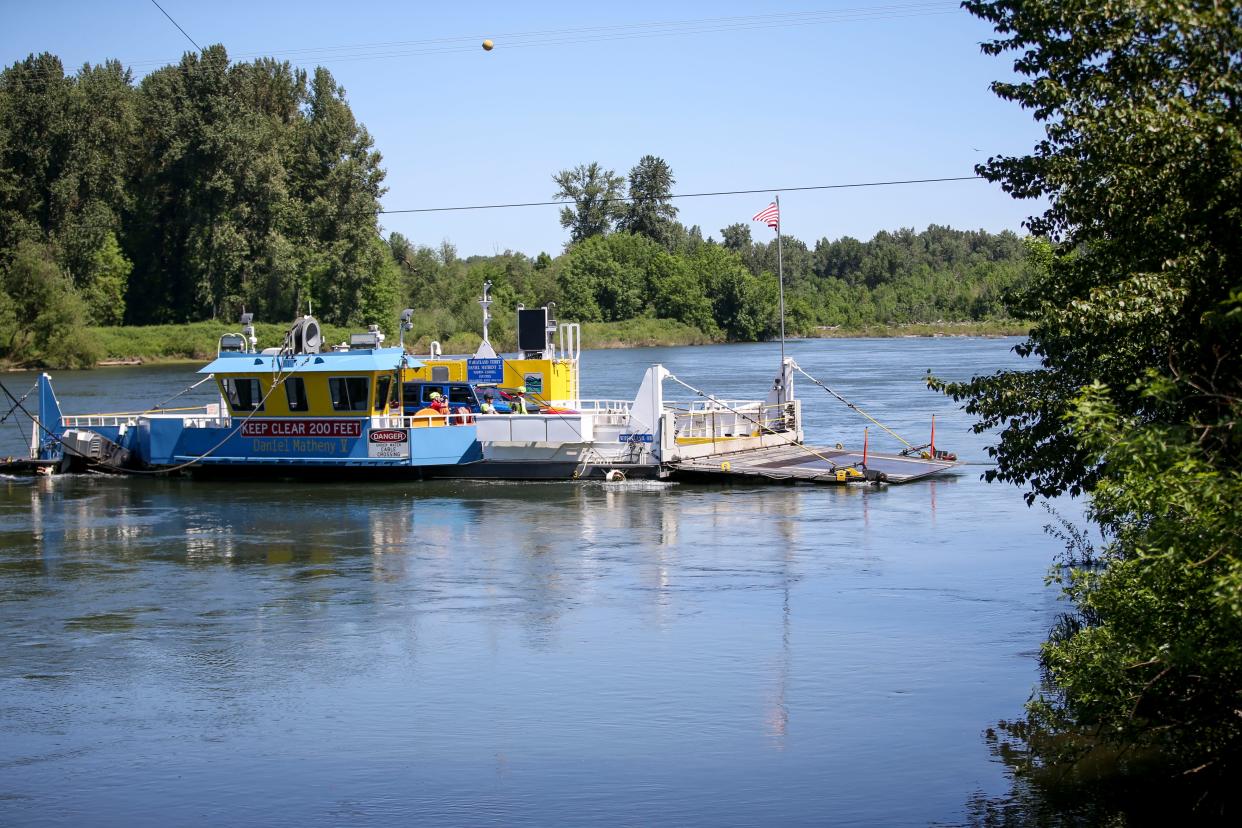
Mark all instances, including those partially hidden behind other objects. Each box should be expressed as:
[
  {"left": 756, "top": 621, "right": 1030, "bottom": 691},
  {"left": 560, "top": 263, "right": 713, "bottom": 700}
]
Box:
[
  {"left": 148, "top": 0, "right": 202, "bottom": 53},
  {"left": 377, "top": 176, "right": 984, "bottom": 215}
]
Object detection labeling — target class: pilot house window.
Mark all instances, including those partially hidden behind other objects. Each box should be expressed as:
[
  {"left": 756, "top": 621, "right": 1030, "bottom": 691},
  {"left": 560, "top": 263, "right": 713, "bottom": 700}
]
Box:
[
  {"left": 284, "top": 377, "right": 309, "bottom": 412},
  {"left": 329, "top": 377, "right": 370, "bottom": 412},
  {"left": 375, "top": 376, "right": 393, "bottom": 411},
  {"left": 222, "top": 378, "right": 264, "bottom": 411}
]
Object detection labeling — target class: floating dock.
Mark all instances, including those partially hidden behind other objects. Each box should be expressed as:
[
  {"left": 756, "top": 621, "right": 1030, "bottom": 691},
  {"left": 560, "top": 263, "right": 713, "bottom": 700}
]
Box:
[{"left": 669, "top": 444, "right": 956, "bottom": 485}]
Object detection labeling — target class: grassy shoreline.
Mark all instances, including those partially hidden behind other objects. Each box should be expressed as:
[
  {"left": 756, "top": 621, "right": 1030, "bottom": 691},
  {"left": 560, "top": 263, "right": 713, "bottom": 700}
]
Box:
[
  {"left": 3, "top": 318, "right": 1029, "bottom": 370},
  {"left": 811, "top": 320, "right": 1029, "bottom": 338}
]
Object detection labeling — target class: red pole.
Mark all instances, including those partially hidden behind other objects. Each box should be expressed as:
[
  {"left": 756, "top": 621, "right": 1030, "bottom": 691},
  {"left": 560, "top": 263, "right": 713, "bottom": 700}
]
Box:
[
  {"left": 862, "top": 426, "right": 869, "bottom": 467},
  {"left": 930, "top": 414, "right": 936, "bottom": 458}
]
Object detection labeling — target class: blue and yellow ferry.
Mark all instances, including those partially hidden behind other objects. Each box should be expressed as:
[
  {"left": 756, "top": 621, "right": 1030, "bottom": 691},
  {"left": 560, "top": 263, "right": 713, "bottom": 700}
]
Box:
[
  {"left": 34, "top": 315, "right": 480, "bottom": 478},
  {"left": 20, "top": 288, "right": 957, "bottom": 485}
]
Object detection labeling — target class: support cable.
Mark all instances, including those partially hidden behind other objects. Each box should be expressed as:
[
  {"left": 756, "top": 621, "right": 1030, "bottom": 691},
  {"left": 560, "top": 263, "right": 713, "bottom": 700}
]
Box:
[
  {"left": 0, "top": 382, "right": 37, "bottom": 426},
  {"left": 664, "top": 373, "right": 860, "bottom": 475},
  {"left": 2, "top": 355, "right": 311, "bottom": 476},
  {"left": 791, "top": 362, "right": 916, "bottom": 450},
  {"left": 145, "top": 374, "right": 216, "bottom": 412}
]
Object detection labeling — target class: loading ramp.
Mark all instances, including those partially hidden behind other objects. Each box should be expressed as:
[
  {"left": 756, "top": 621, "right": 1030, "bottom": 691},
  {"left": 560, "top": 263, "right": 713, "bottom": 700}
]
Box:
[{"left": 668, "top": 444, "right": 957, "bottom": 485}]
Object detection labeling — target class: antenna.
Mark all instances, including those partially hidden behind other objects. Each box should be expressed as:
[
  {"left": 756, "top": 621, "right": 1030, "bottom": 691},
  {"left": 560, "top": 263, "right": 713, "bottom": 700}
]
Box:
[
  {"left": 239, "top": 309, "right": 256, "bottom": 352},
  {"left": 473, "top": 281, "right": 498, "bottom": 359},
  {"left": 398, "top": 308, "right": 414, "bottom": 349},
  {"left": 480, "top": 280, "right": 493, "bottom": 345}
]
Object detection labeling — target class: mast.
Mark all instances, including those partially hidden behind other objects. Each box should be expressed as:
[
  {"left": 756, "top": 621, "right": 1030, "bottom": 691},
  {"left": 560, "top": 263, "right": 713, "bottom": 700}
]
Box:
[
  {"left": 776, "top": 193, "right": 785, "bottom": 367},
  {"left": 474, "top": 280, "right": 498, "bottom": 359}
]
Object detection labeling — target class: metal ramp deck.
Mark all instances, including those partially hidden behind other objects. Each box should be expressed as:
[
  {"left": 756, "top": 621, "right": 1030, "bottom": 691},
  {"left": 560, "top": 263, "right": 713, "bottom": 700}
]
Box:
[{"left": 668, "top": 444, "right": 957, "bottom": 485}]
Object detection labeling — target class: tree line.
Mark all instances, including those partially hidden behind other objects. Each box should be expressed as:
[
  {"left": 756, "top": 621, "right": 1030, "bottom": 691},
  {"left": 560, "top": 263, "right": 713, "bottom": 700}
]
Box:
[
  {"left": 938, "top": 0, "right": 1242, "bottom": 819},
  {"left": 0, "top": 46, "right": 395, "bottom": 365},
  {"left": 0, "top": 46, "right": 1032, "bottom": 367}
]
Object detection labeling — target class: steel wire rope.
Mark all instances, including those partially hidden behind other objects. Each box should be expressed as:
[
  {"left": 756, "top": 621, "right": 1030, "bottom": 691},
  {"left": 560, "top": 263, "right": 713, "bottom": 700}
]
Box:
[
  {"left": 1, "top": 3, "right": 961, "bottom": 87},
  {"left": 0, "top": 381, "right": 39, "bottom": 455},
  {"left": 0, "top": 176, "right": 985, "bottom": 238},
  {"left": 0, "top": 0, "right": 964, "bottom": 159},
  {"left": 144, "top": 374, "right": 216, "bottom": 413},
  {"left": 0, "top": 348, "right": 316, "bottom": 475},
  {"left": 225, "top": 8, "right": 963, "bottom": 65},
  {"left": 790, "top": 362, "right": 917, "bottom": 450},
  {"left": 148, "top": 0, "right": 202, "bottom": 52},
  {"left": 115, "top": 3, "right": 961, "bottom": 70},
  {"left": 128, "top": 7, "right": 956, "bottom": 68},
  {"left": 0, "top": 377, "right": 104, "bottom": 467},
  {"left": 377, "top": 176, "right": 984, "bottom": 215},
  {"left": 0, "top": 381, "right": 37, "bottom": 426}
]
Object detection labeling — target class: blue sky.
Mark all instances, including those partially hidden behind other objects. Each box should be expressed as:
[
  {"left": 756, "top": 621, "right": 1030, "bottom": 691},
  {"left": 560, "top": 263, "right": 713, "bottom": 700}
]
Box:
[{"left": 4, "top": 1, "right": 1045, "bottom": 257}]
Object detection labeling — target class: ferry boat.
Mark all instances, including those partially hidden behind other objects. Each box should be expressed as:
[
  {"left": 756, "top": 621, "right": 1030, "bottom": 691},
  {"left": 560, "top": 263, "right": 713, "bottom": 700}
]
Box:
[
  {"left": 34, "top": 314, "right": 480, "bottom": 479},
  {"left": 400, "top": 282, "right": 803, "bottom": 480},
  {"left": 20, "top": 283, "right": 956, "bottom": 485}
]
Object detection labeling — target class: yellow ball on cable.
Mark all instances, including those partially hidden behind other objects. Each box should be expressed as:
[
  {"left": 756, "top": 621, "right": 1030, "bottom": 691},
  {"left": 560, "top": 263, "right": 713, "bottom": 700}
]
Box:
[{"left": 482, "top": 39, "right": 494, "bottom": 51}]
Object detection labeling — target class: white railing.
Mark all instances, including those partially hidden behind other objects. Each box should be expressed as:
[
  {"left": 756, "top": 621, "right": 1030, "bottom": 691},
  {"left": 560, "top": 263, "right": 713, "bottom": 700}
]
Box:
[
  {"left": 673, "top": 400, "right": 799, "bottom": 440},
  {"left": 474, "top": 412, "right": 593, "bottom": 443},
  {"left": 61, "top": 414, "right": 140, "bottom": 428},
  {"left": 62, "top": 405, "right": 229, "bottom": 430},
  {"left": 576, "top": 399, "right": 632, "bottom": 412},
  {"left": 371, "top": 413, "right": 473, "bottom": 429}
]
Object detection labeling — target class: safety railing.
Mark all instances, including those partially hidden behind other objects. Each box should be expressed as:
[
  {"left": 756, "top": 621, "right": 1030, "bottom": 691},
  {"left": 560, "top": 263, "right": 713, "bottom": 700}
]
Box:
[
  {"left": 61, "top": 405, "right": 228, "bottom": 429},
  {"left": 672, "top": 400, "right": 799, "bottom": 441},
  {"left": 575, "top": 399, "right": 632, "bottom": 413},
  {"left": 371, "top": 412, "right": 474, "bottom": 429}
]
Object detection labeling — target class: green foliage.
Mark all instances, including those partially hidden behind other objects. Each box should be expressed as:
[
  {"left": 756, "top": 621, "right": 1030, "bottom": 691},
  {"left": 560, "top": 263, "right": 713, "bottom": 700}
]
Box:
[
  {"left": 942, "top": 0, "right": 1242, "bottom": 811},
  {"left": 944, "top": 0, "right": 1242, "bottom": 500},
  {"left": 87, "top": 319, "right": 359, "bottom": 362},
  {"left": 617, "top": 154, "right": 678, "bottom": 247},
  {"left": 580, "top": 317, "right": 714, "bottom": 349},
  {"left": 551, "top": 162, "right": 626, "bottom": 244},
  {"left": 1021, "top": 383, "right": 1242, "bottom": 811},
  {"left": 0, "top": 46, "right": 388, "bottom": 330},
  {"left": 83, "top": 232, "right": 130, "bottom": 325},
  {"left": 1, "top": 241, "right": 99, "bottom": 367},
  {"left": 1, "top": 46, "right": 1036, "bottom": 359}
]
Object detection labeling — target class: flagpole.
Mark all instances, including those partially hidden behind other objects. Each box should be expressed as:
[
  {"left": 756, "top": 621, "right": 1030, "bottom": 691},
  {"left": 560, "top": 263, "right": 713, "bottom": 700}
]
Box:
[{"left": 776, "top": 193, "right": 785, "bottom": 370}]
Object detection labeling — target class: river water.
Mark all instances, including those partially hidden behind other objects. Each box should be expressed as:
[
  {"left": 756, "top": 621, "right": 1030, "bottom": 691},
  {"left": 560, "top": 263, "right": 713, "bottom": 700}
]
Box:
[{"left": 0, "top": 338, "right": 1083, "bottom": 826}]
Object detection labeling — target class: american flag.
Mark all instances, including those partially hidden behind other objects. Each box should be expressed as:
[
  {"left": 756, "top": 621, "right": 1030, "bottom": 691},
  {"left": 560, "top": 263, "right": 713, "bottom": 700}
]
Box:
[{"left": 752, "top": 202, "right": 780, "bottom": 231}]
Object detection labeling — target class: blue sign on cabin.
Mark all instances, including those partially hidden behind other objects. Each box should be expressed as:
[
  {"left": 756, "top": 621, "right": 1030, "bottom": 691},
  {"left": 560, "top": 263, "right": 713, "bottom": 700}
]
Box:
[{"left": 467, "top": 358, "right": 505, "bottom": 383}]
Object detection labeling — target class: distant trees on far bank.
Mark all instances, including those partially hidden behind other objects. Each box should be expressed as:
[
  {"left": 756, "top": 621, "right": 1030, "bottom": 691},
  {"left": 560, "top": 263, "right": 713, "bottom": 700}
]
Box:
[
  {"left": 0, "top": 47, "right": 1033, "bottom": 367},
  {"left": 0, "top": 46, "right": 393, "bottom": 365},
  {"left": 386, "top": 221, "right": 1034, "bottom": 352}
]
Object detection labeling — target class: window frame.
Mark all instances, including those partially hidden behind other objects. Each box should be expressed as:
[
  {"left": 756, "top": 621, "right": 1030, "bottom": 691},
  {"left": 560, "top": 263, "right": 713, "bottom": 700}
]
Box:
[
  {"left": 284, "top": 376, "right": 309, "bottom": 412},
  {"left": 221, "top": 377, "right": 265, "bottom": 412},
  {"left": 448, "top": 385, "right": 475, "bottom": 406},
  {"left": 328, "top": 376, "right": 371, "bottom": 412}
]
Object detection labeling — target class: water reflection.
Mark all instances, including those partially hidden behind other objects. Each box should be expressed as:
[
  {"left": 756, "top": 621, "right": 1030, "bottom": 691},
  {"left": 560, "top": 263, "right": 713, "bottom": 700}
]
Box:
[{"left": 0, "top": 339, "right": 1086, "bottom": 826}]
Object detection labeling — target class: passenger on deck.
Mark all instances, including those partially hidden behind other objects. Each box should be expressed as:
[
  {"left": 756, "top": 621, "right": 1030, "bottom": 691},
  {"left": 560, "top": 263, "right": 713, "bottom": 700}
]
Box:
[
  {"left": 509, "top": 386, "right": 529, "bottom": 415},
  {"left": 480, "top": 392, "right": 497, "bottom": 415}
]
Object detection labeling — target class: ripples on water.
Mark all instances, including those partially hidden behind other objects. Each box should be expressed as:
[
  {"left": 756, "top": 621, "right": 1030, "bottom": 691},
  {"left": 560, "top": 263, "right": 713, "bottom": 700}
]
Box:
[{"left": 0, "top": 339, "right": 1084, "bottom": 826}]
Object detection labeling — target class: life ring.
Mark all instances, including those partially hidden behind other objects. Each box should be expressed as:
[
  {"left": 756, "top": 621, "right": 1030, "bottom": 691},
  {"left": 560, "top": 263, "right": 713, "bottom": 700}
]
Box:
[{"left": 453, "top": 406, "right": 474, "bottom": 425}]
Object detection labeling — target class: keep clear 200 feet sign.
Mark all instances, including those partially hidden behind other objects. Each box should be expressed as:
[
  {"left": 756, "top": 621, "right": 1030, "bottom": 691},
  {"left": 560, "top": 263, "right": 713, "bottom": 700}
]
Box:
[{"left": 368, "top": 428, "right": 410, "bottom": 459}]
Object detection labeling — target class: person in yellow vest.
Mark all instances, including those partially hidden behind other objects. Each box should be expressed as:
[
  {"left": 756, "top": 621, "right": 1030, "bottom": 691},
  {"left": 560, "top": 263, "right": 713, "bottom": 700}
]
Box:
[
  {"left": 480, "top": 392, "right": 497, "bottom": 415},
  {"left": 510, "top": 386, "right": 529, "bottom": 414}
]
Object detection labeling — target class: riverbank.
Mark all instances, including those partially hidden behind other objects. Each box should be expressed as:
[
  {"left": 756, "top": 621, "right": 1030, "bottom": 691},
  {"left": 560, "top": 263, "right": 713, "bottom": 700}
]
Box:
[
  {"left": 812, "top": 320, "right": 1029, "bottom": 338},
  {"left": 2, "top": 318, "right": 1029, "bottom": 370}
]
